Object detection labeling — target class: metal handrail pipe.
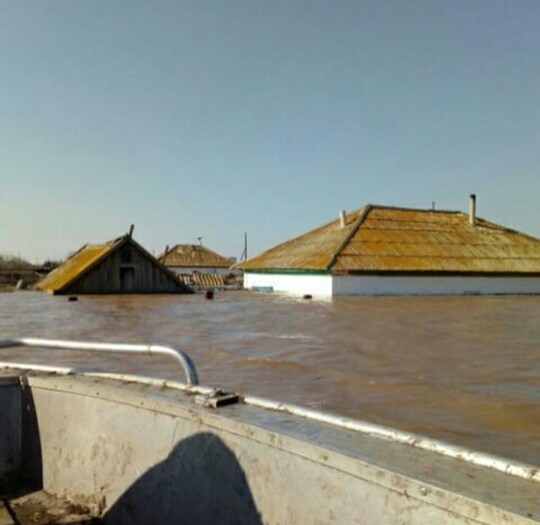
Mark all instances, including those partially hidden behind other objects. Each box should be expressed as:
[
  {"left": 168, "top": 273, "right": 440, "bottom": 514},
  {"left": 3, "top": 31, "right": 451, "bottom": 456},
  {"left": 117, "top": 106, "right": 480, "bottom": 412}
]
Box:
[{"left": 0, "top": 338, "right": 199, "bottom": 385}]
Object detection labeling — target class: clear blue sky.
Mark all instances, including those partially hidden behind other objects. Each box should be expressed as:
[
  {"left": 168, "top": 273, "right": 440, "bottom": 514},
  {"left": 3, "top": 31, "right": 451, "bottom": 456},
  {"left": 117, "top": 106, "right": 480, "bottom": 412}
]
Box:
[{"left": 1, "top": 0, "right": 539, "bottom": 262}]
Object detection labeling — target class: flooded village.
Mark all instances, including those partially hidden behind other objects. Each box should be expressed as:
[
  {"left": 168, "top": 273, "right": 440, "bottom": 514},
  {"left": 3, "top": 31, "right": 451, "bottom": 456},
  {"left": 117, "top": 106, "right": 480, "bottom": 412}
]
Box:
[
  {"left": 2, "top": 2, "right": 540, "bottom": 523},
  {"left": 1, "top": 197, "right": 539, "bottom": 467}
]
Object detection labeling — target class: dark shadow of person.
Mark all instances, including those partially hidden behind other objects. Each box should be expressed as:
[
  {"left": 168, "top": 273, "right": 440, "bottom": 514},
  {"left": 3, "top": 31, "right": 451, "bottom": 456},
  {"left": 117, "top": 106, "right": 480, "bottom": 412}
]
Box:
[{"left": 104, "top": 432, "right": 263, "bottom": 525}]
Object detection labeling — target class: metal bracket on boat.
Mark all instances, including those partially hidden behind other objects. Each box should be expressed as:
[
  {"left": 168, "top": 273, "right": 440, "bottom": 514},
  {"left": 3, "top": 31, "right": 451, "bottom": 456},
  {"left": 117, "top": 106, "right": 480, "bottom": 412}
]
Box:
[
  {"left": 194, "top": 389, "right": 241, "bottom": 408},
  {"left": 0, "top": 338, "right": 199, "bottom": 385}
]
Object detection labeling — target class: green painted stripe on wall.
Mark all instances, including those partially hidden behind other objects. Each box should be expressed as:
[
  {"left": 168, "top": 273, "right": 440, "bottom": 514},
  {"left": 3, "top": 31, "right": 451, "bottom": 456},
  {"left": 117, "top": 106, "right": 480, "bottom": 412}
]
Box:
[{"left": 243, "top": 269, "right": 330, "bottom": 275}]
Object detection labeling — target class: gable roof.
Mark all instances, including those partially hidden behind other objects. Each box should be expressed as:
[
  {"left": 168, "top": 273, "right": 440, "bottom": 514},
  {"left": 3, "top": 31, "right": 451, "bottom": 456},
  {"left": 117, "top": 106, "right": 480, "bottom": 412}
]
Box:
[
  {"left": 159, "top": 244, "right": 233, "bottom": 269},
  {"left": 239, "top": 205, "right": 540, "bottom": 274},
  {"left": 37, "top": 235, "right": 192, "bottom": 293}
]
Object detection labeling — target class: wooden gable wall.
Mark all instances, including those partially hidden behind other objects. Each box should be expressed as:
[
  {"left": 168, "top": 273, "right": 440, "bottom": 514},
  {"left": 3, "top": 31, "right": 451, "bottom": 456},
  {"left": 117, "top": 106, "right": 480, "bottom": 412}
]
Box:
[{"left": 61, "top": 242, "right": 190, "bottom": 294}]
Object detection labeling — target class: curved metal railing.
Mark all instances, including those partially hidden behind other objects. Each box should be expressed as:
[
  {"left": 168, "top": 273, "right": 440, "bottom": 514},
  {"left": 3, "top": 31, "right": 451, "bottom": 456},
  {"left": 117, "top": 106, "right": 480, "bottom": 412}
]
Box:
[{"left": 0, "top": 338, "right": 199, "bottom": 385}]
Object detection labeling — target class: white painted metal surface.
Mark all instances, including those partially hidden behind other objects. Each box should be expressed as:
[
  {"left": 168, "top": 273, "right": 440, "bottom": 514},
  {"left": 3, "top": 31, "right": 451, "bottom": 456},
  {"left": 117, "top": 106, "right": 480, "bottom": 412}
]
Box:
[
  {"left": 1, "top": 360, "right": 538, "bottom": 485},
  {"left": 2, "top": 332, "right": 539, "bottom": 524},
  {"left": 3, "top": 361, "right": 540, "bottom": 522},
  {"left": 243, "top": 395, "right": 540, "bottom": 483}
]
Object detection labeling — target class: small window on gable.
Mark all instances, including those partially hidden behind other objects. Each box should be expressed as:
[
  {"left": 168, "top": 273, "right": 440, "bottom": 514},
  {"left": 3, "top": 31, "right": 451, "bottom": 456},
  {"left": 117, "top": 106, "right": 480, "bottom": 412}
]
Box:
[{"left": 121, "top": 248, "right": 132, "bottom": 263}]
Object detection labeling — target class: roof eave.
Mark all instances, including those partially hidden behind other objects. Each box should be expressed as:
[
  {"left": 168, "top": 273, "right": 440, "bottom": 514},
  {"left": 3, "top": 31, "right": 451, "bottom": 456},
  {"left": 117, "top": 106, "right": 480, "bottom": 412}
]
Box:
[
  {"left": 243, "top": 268, "right": 330, "bottom": 275},
  {"left": 331, "top": 270, "right": 540, "bottom": 277}
]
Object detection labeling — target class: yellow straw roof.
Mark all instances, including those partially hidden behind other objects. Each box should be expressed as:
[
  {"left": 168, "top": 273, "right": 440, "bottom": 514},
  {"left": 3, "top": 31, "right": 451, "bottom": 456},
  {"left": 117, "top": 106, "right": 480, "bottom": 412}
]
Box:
[
  {"left": 239, "top": 205, "right": 540, "bottom": 274},
  {"left": 159, "top": 244, "right": 233, "bottom": 269},
  {"left": 36, "top": 243, "right": 112, "bottom": 292}
]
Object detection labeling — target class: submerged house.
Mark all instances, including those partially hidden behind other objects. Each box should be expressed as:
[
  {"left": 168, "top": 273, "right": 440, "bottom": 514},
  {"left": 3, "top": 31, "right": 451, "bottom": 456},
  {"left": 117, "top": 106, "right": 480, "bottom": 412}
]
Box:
[
  {"left": 239, "top": 197, "right": 540, "bottom": 297},
  {"left": 158, "top": 244, "right": 234, "bottom": 276},
  {"left": 158, "top": 244, "right": 235, "bottom": 288},
  {"left": 37, "top": 233, "right": 192, "bottom": 295}
]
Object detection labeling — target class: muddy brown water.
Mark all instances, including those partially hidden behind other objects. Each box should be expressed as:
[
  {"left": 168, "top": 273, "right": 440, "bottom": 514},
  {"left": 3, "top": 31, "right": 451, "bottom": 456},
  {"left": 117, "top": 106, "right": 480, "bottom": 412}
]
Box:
[{"left": 0, "top": 291, "right": 538, "bottom": 465}]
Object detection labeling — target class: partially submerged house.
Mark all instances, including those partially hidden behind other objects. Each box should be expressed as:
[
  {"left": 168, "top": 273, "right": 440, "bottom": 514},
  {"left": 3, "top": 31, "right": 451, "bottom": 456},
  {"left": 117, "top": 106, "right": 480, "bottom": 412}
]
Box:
[
  {"left": 37, "top": 233, "right": 192, "bottom": 295},
  {"left": 239, "top": 196, "right": 540, "bottom": 297},
  {"left": 159, "top": 244, "right": 234, "bottom": 276},
  {"left": 158, "top": 244, "right": 236, "bottom": 289}
]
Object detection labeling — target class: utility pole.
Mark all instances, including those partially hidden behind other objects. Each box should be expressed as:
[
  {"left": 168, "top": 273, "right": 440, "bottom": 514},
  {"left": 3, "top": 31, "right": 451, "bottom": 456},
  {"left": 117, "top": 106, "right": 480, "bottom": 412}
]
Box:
[{"left": 240, "top": 232, "right": 248, "bottom": 262}]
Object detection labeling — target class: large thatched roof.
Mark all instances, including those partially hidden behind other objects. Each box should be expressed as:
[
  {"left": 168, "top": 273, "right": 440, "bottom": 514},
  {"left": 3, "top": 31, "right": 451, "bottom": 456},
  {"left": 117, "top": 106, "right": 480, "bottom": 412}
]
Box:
[{"left": 239, "top": 205, "right": 540, "bottom": 274}]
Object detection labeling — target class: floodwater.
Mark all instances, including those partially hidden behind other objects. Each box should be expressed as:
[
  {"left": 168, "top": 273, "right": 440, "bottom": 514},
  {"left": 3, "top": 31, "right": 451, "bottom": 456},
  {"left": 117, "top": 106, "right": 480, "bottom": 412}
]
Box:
[{"left": 0, "top": 291, "right": 539, "bottom": 465}]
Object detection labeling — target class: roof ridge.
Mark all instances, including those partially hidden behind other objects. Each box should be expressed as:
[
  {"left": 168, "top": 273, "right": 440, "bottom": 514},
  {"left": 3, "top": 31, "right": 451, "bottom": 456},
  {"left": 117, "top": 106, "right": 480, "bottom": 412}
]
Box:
[
  {"left": 467, "top": 215, "right": 540, "bottom": 241},
  {"left": 369, "top": 204, "right": 462, "bottom": 214},
  {"left": 239, "top": 207, "right": 368, "bottom": 268},
  {"left": 325, "top": 205, "right": 373, "bottom": 270}
]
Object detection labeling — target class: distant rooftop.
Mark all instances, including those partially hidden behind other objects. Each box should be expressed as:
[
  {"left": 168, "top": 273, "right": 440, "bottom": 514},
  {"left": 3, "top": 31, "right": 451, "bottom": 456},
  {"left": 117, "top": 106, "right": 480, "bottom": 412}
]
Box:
[{"left": 159, "top": 244, "right": 233, "bottom": 269}]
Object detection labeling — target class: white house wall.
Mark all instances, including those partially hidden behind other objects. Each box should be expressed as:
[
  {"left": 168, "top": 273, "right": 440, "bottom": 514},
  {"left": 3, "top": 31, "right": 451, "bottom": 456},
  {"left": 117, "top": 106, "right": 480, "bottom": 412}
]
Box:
[
  {"left": 244, "top": 273, "right": 333, "bottom": 296},
  {"left": 244, "top": 272, "right": 540, "bottom": 297},
  {"left": 333, "top": 275, "right": 540, "bottom": 295}
]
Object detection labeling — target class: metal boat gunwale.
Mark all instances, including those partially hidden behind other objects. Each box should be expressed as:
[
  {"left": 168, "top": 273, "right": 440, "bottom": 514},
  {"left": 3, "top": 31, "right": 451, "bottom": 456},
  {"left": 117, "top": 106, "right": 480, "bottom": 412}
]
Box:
[{"left": 0, "top": 336, "right": 538, "bottom": 486}]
